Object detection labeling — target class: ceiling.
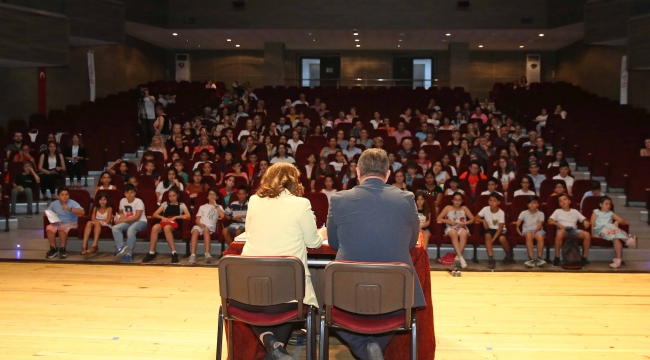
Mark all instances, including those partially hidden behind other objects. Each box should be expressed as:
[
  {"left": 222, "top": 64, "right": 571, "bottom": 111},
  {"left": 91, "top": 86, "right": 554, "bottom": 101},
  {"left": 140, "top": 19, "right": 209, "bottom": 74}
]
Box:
[{"left": 126, "top": 22, "right": 585, "bottom": 51}]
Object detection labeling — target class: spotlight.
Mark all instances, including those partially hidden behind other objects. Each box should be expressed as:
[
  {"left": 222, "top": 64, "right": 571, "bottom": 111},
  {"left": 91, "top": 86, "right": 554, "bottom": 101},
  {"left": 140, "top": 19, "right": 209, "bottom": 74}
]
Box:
[
  {"left": 172, "top": 33, "right": 178, "bottom": 36},
  {"left": 446, "top": 33, "right": 451, "bottom": 36},
  {"left": 539, "top": 34, "right": 544, "bottom": 37},
  {"left": 353, "top": 32, "right": 359, "bottom": 36},
  {"left": 355, "top": 39, "right": 359, "bottom": 42},
  {"left": 236, "top": 44, "right": 240, "bottom": 47},
  {"left": 356, "top": 44, "right": 360, "bottom": 47},
  {"left": 227, "top": 39, "right": 232, "bottom": 42},
  {"left": 478, "top": 45, "right": 483, "bottom": 48},
  {"left": 519, "top": 45, "right": 524, "bottom": 48}
]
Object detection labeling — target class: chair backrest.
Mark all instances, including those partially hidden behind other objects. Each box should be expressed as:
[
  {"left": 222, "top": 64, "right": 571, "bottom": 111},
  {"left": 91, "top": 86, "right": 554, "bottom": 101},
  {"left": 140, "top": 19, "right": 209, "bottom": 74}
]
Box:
[
  {"left": 136, "top": 175, "right": 156, "bottom": 191},
  {"left": 68, "top": 189, "right": 92, "bottom": 214},
  {"left": 539, "top": 178, "right": 566, "bottom": 202},
  {"left": 161, "top": 190, "right": 191, "bottom": 206},
  {"left": 303, "top": 192, "right": 329, "bottom": 226},
  {"left": 323, "top": 261, "right": 414, "bottom": 325},
  {"left": 136, "top": 190, "right": 159, "bottom": 216},
  {"left": 582, "top": 196, "right": 611, "bottom": 218},
  {"left": 218, "top": 256, "right": 306, "bottom": 319},
  {"left": 572, "top": 180, "right": 592, "bottom": 204}
]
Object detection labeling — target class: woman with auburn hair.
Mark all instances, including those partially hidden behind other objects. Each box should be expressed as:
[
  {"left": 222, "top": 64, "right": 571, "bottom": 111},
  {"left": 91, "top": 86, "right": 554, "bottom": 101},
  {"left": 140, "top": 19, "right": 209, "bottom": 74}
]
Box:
[{"left": 236, "top": 162, "right": 327, "bottom": 359}]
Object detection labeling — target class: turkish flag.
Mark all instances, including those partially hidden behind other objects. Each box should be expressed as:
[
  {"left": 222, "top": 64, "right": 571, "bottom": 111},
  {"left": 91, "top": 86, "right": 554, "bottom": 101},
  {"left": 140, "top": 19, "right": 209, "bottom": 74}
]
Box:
[{"left": 38, "top": 67, "right": 46, "bottom": 114}]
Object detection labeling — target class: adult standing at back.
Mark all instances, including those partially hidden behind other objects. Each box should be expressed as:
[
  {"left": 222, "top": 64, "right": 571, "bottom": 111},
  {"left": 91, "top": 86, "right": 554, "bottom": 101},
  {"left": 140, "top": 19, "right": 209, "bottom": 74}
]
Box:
[
  {"left": 326, "top": 148, "right": 426, "bottom": 360},
  {"left": 139, "top": 87, "right": 156, "bottom": 147}
]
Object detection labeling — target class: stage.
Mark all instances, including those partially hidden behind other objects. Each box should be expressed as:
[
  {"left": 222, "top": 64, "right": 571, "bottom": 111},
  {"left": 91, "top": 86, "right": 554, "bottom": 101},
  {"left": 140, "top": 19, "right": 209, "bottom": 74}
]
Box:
[{"left": 1, "top": 263, "right": 649, "bottom": 359}]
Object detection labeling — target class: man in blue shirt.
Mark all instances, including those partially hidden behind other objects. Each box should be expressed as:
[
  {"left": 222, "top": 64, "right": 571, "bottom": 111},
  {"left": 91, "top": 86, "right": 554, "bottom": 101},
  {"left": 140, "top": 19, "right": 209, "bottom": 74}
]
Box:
[
  {"left": 45, "top": 187, "right": 85, "bottom": 259},
  {"left": 580, "top": 180, "right": 604, "bottom": 211},
  {"left": 528, "top": 162, "right": 546, "bottom": 195}
]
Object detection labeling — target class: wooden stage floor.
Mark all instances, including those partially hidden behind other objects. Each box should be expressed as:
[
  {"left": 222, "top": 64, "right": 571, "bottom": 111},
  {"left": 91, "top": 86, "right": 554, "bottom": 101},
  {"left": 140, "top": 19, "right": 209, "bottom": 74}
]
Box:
[{"left": 1, "top": 263, "right": 649, "bottom": 359}]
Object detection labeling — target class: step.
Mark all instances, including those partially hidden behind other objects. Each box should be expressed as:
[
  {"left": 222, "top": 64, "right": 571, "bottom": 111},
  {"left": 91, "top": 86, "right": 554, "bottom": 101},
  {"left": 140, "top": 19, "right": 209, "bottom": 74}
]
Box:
[
  {"left": 65, "top": 178, "right": 95, "bottom": 186},
  {"left": 11, "top": 202, "right": 48, "bottom": 214},
  {"left": 641, "top": 211, "right": 648, "bottom": 222},
  {"left": 0, "top": 218, "right": 19, "bottom": 230},
  {"left": 573, "top": 171, "right": 590, "bottom": 180},
  {"left": 427, "top": 246, "right": 650, "bottom": 262},
  {"left": 568, "top": 162, "right": 577, "bottom": 171},
  {"left": 610, "top": 195, "right": 627, "bottom": 207}
]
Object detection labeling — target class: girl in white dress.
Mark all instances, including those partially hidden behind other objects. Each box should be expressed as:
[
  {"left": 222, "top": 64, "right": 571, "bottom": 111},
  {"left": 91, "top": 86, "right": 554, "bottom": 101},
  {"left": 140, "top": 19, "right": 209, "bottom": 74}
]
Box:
[
  {"left": 94, "top": 171, "right": 116, "bottom": 196},
  {"left": 437, "top": 192, "right": 475, "bottom": 269}
]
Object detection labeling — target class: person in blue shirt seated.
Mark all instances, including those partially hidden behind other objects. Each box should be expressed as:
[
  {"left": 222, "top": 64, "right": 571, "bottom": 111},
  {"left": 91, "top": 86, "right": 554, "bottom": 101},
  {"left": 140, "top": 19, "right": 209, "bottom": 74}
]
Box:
[
  {"left": 414, "top": 123, "right": 431, "bottom": 141},
  {"left": 45, "top": 187, "right": 85, "bottom": 260}
]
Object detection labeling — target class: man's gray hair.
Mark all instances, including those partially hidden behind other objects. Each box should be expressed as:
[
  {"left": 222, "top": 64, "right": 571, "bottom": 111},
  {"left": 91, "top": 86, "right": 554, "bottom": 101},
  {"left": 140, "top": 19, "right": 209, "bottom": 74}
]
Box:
[{"left": 358, "top": 148, "right": 389, "bottom": 179}]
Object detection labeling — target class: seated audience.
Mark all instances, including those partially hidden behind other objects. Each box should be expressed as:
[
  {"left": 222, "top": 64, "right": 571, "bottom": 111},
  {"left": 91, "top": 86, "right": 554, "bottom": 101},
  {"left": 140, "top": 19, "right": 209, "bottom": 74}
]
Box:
[
  {"left": 476, "top": 193, "right": 511, "bottom": 269},
  {"left": 149, "top": 135, "right": 168, "bottom": 162},
  {"left": 321, "top": 174, "right": 338, "bottom": 204},
  {"left": 13, "top": 144, "right": 35, "bottom": 165},
  {"left": 591, "top": 196, "right": 637, "bottom": 268},
  {"left": 342, "top": 136, "right": 362, "bottom": 159},
  {"left": 528, "top": 162, "right": 545, "bottom": 194},
  {"left": 641, "top": 138, "right": 650, "bottom": 156},
  {"left": 392, "top": 121, "right": 412, "bottom": 144},
  {"left": 310, "top": 157, "right": 333, "bottom": 192},
  {"left": 222, "top": 186, "right": 249, "bottom": 244},
  {"left": 416, "top": 149, "right": 431, "bottom": 172},
  {"left": 416, "top": 192, "right": 432, "bottom": 248},
  {"left": 321, "top": 137, "right": 339, "bottom": 158},
  {"left": 112, "top": 184, "right": 147, "bottom": 262},
  {"left": 480, "top": 177, "right": 504, "bottom": 197},
  {"left": 10, "top": 161, "right": 40, "bottom": 218},
  {"left": 547, "top": 149, "right": 566, "bottom": 168},
  {"left": 514, "top": 175, "right": 537, "bottom": 197},
  {"left": 94, "top": 171, "right": 116, "bottom": 196},
  {"left": 155, "top": 168, "right": 184, "bottom": 201},
  {"left": 580, "top": 180, "right": 604, "bottom": 211},
  {"left": 404, "top": 160, "right": 423, "bottom": 188},
  {"left": 493, "top": 156, "right": 515, "bottom": 190},
  {"left": 548, "top": 194, "right": 591, "bottom": 267},
  {"left": 418, "top": 170, "right": 443, "bottom": 204},
  {"left": 81, "top": 192, "right": 113, "bottom": 255},
  {"left": 445, "top": 176, "right": 464, "bottom": 195},
  {"left": 38, "top": 142, "right": 66, "bottom": 200},
  {"left": 143, "top": 187, "right": 191, "bottom": 264},
  {"left": 392, "top": 169, "right": 409, "bottom": 191},
  {"left": 517, "top": 195, "right": 546, "bottom": 268},
  {"left": 329, "top": 151, "right": 347, "bottom": 175},
  {"left": 533, "top": 108, "right": 548, "bottom": 134},
  {"left": 186, "top": 169, "right": 208, "bottom": 201},
  {"left": 225, "top": 160, "right": 249, "bottom": 182},
  {"left": 398, "top": 139, "right": 416, "bottom": 163},
  {"left": 286, "top": 130, "right": 304, "bottom": 154},
  {"left": 5, "top": 131, "right": 24, "bottom": 160},
  {"left": 44, "top": 187, "right": 85, "bottom": 259},
  {"left": 270, "top": 144, "right": 295, "bottom": 164},
  {"left": 189, "top": 188, "right": 225, "bottom": 264},
  {"left": 459, "top": 161, "right": 487, "bottom": 197},
  {"left": 341, "top": 160, "right": 358, "bottom": 190},
  {"left": 553, "top": 162, "right": 574, "bottom": 194},
  {"left": 438, "top": 191, "right": 474, "bottom": 269}
]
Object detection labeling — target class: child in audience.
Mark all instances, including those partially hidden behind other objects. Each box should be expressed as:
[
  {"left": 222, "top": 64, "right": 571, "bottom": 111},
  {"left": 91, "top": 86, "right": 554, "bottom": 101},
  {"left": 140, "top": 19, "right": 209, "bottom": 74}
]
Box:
[
  {"left": 437, "top": 192, "right": 474, "bottom": 269},
  {"left": 220, "top": 151, "right": 234, "bottom": 173},
  {"left": 441, "top": 153, "right": 457, "bottom": 176},
  {"left": 476, "top": 193, "right": 511, "bottom": 269},
  {"left": 192, "top": 149, "right": 213, "bottom": 170},
  {"left": 143, "top": 187, "right": 191, "bottom": 264},
  {"left": 494, "top": 156, "right": 515, "bottom": 191},
  {"left": 480, "top": 177, "right": 504, "bottom": 197},
  {"left": 94, "top": 171, "right": 115, "bottom": 196},
  {"left": 310, "top": 157, "right": 333, "bottom": 191},
  {"left": 404, "top": 160, "right": 423, "bottom": 188},
  {"left": 143, "top": 160, "right": 160, "bottom": 185},
  {"left": 580, "top": 180, "right": 603, "bottom": 211},
  {"left": 45, "top": 187, "right": 85, "bottom": 259},
  {"left": 392, "top": 169, "right": 409, "bottom": 191},
  {"left": 186, "top": 169, "right": 208, "bottom": 202},
  {"left": 548, "top": 194, "right": 591, "bottom": 267},
  {"left": 516, "top": 195, "right": 546, "bottom": 268},
  {"left": 166, "top": 151, "right": 181, "bottom": 168},
  {"left": 329, "top": 150, "right": 347, "bottom": 175},
  {"left": 225, "top": 160, "right": 249, "bottom": 182},
  {"left": 514, "top": 175, "right": 536, "bottom": 197},
  {"left": 10, "top": 161, "right": 40, "bottom": 218},
  {"left": 591, "top": 196, "right": 637, "bottom": 268},
  {"left": 174, "top": 159, "right": 189, "bottom": 184},
  {"left": 444, "top": 176, "right": 464, "bottom": 195},
  {"left": 81, "top": 192, "right": 113, "bottom": 255},
  {"left": 126, "top": 176, "right": 138, "bottom": 189},
  {"left": 155, "top": 168, "right": 184, "bottom": 201},
  {"left": 551, "top": 182, "right": 567, "bottom": 197},
  {"left": 321, "top": 174, "right": 338, "bottom": 203},
  {"left": 112, "top": 184, "right": 147, "bottom": 262},
  {"left": 528, "top": 162, "right": 546, "bottom": 195},
  {"left": 387, "top": 152, "right": 402, "bottom": 172},
  {"left": 223, "top": 186, "right": 249, "bottom": 244},
  {"left": 201, "top": 162, "right": 218, "bottom": 183},
  {"left": 416, "top": 192, "right": 431, "bottom": 248},
  {"left": 553, "top": 162, "right": 574, "bottom": 195},
  {"left": 341, "top": 160, "right": 358, "bottom": 190},
  {"left": 108, "top": 159, "right": 131, "bottom": 181},
  {"left": 431, "top": 160, "right": 449, "bottom": 186},
  {"left": 189, "top": 188, "right": 225, "bottom": 264},
  {"left": 416, "top": 149, "right": 431, "bottom": 172},
  {"left": 138, "top": 151, "right": 155, "bottom": 172},
  {"left": 220, "top": 176, "right": 236, "bottom": 205}
]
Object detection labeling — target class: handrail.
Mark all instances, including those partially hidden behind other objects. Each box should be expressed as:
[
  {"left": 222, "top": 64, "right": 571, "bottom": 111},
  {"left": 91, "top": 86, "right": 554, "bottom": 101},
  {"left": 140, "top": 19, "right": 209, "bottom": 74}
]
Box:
[{"left": 281, "top": 78, "right": 440, "bottom": 89}]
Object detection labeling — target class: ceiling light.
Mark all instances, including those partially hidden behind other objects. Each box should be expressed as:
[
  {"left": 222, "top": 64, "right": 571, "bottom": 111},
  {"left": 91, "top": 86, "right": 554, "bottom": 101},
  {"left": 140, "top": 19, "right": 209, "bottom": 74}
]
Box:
[
  {"left": 353, "top": 32, "right": 359, "bottom": 36},
  {"left": 235, "top": 44, "right": 240, "bottom": 47},
  {"left": 478, "top": 45, "right": 483, "bottom": 48},
  {"left": 398, "top": 39, "right": 403, "bottom": 42},
  {"left": 356, "top": 44, "right": 360, "bottom": 47},
  {"left": 198, "top": 45, "right": 201, "bottom": 48},
  {"left": 172, "top": 33, "right": 178, "bottom": 36},
  {"left": 227, "top": 39, "right": 232, "bottom": 42},
  {"left": 398, "top": 45, "right": 401, "bottom": 47},
  {"left": 539, "top": 33, "right": 544, "bottom": 37},
  {"left": 519, "top": 45, "right": 524, "bottom": 48},
  {"left": 445, "top": 33, "right": 451, "bottom": 36},
  {"left": 355, "top": 39, "right": 359, "bottom": 42},
  {"left": 308, "top": 33, "right": 312, "bottom": 35},
  {"left": 313, "top": 39, "right": 316, "bottom": 41}
]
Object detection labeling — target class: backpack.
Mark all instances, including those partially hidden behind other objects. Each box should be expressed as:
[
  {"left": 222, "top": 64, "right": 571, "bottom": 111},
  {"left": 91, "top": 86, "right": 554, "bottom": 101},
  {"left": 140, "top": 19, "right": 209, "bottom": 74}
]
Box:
[
  {"left": 437, "top": 252, "right": 457, "bottom": 266},
  {"left": 561, "top": 240, "right": 583, "bottom": 270}
]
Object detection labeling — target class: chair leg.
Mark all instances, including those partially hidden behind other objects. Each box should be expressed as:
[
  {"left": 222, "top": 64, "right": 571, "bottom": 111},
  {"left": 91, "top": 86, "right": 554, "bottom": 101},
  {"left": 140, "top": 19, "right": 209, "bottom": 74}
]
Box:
[
  {"left": 185, "top": 241, "right": 190, "bottom": 258},
  {"left": 220, "top": 241, "right": 225, "bottom": 258},
  {"left": 84, "top": 175, "right": 88, "bottom": 187},
  {"left": 319, "top": 317, "right": 328, "bottom": 360},
  {"left": 545, "top": 245, "right": 551, "bottom": 263},
  {"left": 216, "top": 306, "right": 224, "bottom": 360},
  {"left": 472, "top": 244, "right": 478, "bottom": 263},
  {"left": 306, "top": 307, "right": 313, "bottom": 360},
  {"left": 227, "top": 319, "right": 234, "bottom": 360},
  {"left": 436, "top": 244, "right": 440, "bottom": 259},
  {"left": 410, "top": 313, "right": 418, "bottom": 360},
  {"left": 35, "top": 201, "right": 39, "bottom": 214}
]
